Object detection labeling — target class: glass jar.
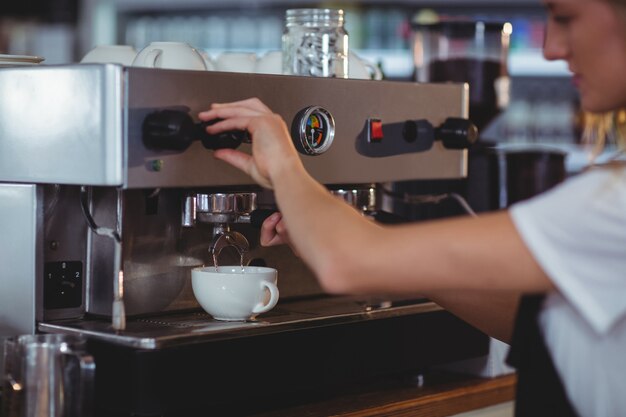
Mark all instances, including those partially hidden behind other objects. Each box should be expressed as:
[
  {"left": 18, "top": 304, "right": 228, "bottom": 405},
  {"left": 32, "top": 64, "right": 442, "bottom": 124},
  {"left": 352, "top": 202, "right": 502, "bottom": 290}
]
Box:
[{"left": 282, "top": 8, "right": 349, "bottom": 78}]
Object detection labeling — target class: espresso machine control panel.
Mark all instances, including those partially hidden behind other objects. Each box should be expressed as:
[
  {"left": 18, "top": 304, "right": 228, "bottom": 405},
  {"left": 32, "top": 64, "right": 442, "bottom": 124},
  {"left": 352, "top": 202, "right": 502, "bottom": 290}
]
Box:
[
  {"left": 0, "top": 65, "right": 471, "bottom": 188},
  {"left": 142, "top": 105, "right": 476, "bottom": 159},
  {"left": 44, "top": 261, "right": 83, "bottom": 309},
  {"left": 124, "top": 67, "right": 471, "bottom": 188}
]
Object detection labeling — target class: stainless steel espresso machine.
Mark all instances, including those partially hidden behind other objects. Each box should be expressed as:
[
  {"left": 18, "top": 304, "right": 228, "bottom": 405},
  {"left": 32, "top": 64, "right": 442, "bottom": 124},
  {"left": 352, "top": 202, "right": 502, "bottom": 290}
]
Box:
[{"left": 0, "top": 64, "right": 486, "bottom": 416}]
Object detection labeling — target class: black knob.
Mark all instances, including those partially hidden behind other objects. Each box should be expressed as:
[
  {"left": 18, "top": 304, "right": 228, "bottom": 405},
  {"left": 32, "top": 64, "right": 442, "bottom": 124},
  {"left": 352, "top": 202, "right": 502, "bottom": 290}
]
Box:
[
  {"left": 198, "top": 120, "right": 250, "bottom": 150},
  {"left": 142, "top": 110, "right": 196, "bottom": 151},
  {"left": 142, "top": 110, "right": 251, "bottom": 152},
  {"left": 436, "top": 118, "right": 479, "bottom": 149}
]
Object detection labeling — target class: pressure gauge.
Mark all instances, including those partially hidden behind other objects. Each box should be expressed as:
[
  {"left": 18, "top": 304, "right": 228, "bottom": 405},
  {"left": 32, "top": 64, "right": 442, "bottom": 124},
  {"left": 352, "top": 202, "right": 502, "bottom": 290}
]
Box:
[{"left": 291, "top": 106, "right": 335, "bottom": 155}]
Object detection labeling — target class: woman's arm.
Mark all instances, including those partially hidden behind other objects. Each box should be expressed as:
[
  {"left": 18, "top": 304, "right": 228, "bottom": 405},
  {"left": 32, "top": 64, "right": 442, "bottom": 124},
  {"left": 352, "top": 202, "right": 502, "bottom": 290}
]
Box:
[
  {"left": 425, "top": 291, "right": 521, "bottom": 343},
  {"left": 199, "top": 99, "right": 554, "bottom": 297}
]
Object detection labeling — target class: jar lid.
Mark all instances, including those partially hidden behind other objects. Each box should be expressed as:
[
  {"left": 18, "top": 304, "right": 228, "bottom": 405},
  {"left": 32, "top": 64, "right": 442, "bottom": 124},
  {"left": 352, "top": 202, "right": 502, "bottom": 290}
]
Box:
[{"left": 286, "top": 8, "right": 344, "bottom": 25}]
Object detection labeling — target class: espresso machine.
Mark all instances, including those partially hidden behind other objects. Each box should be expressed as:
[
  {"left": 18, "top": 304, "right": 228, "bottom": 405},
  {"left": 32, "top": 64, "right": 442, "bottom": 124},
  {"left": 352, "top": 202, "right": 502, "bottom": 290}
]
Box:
[{"left": 0, "top": 64, "right": 486, "bottom": 416}]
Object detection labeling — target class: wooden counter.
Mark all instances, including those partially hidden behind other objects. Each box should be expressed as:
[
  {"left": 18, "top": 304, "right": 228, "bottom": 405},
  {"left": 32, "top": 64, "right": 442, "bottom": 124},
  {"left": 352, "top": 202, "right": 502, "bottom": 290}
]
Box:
[{"left": 251, "top": 372, "right": 516, "bottom": 417}]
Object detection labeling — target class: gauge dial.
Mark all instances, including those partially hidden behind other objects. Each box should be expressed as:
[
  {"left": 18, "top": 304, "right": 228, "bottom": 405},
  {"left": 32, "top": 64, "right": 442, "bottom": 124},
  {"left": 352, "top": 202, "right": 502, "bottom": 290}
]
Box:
[{"left": 291, "top": 106, "right": 335, "bottom": 155}]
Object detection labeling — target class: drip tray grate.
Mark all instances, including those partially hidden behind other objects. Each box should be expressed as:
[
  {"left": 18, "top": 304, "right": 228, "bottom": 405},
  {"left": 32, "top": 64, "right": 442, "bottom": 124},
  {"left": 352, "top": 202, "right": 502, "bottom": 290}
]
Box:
[{"left": 39, "top": 297, "right": 439, "bottom": 349}]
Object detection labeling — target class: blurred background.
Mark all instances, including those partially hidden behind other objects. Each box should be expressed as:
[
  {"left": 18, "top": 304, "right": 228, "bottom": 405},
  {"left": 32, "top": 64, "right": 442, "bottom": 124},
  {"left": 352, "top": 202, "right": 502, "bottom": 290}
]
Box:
[{"left": 0, "top": 0, "right": 579, "bottom": 150}]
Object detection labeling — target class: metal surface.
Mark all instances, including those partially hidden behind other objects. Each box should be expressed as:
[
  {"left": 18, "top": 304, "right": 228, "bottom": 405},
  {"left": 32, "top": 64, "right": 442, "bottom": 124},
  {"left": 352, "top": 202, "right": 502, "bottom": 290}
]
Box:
[
  {"left": 196, "top": 193, "right": 235, "bottom": 214},
  {"left": 39, "top": 296, "right": 441, "bottom": 349},
  {"left": 0, "top": 65, "right": 467, "bottom": 188},
  {"left": 0, "top": 65, "right": 124, "bottom": 185},
  {"left": 3, "top": 334, "right": 95, "bottom": 417},
  {"left": 0, "top": 184, "right": 41, "bottom": 378},
  {"left": 331, "top": 187, "right": 377, "bottom": 211},
  {"left": 126, "top": 68, "right": 468, "bottom": 188},
  {"left": 43, "top": 185, "right": 89, "bottom": 321}
]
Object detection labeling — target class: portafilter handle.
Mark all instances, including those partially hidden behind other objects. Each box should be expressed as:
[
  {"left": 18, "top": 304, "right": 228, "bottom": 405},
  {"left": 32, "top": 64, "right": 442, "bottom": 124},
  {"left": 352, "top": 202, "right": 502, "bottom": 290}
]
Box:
[{"left": 142, "top": 109, "right": 250, "bottom": 151}]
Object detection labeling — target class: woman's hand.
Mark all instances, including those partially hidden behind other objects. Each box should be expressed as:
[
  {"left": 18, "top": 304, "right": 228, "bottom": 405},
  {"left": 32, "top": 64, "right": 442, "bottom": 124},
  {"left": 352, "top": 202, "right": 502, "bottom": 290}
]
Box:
[
  {"left": 199, "top": 98, "right": 301, "bottom": 254},
  {"left": 198, "top": 98, "right": 303, "bottom": 190},
  {"left": 260, "top": 211, "right": 291, "bottom": 244}
]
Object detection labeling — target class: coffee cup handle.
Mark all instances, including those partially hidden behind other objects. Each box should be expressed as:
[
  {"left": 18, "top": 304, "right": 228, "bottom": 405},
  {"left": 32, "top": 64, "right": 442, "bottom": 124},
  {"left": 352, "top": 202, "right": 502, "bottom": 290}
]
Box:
[
  {"left": 252, "top": 281, "right": 279, "bottom": 314},
  {"left": 140, "top": 49, "right": 162, "bottom": 68},
  {"left": 62, "top": 350, "right": 96, "bottom": 417}
]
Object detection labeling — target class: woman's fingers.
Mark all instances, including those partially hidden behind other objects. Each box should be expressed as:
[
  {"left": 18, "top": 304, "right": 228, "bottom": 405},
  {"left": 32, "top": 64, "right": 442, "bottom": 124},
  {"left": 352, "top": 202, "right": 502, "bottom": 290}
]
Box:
[
  {"left": 260, "top": 212, "right": 280, "bottom": 245},
  {"left": 199, "top": 104, "right": 264, "bottom": 119},
  {"left": 198, "top": 99, "right": 271, "bottom": 121},
  {"left": 260, "top": 212, "right": 290, "bottom": 246},
  {"left": 202, "top": 116, "right": 253, "bottom": 135},
  {"left": 197, "top": 97, "right": 297, "bottom": 190}
]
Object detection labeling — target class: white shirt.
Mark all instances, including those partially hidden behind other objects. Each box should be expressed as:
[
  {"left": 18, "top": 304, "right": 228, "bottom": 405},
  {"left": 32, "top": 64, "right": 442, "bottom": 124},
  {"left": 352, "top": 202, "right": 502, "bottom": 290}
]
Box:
[{"left": 510, "top": 163, "right": 626, "bottom": 417}]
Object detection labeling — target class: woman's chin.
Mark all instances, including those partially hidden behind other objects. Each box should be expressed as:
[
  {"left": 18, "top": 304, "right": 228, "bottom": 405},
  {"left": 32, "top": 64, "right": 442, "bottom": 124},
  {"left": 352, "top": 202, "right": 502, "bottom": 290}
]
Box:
[{"left": 580, "top": 98, "right": 622, "bottom": 114}]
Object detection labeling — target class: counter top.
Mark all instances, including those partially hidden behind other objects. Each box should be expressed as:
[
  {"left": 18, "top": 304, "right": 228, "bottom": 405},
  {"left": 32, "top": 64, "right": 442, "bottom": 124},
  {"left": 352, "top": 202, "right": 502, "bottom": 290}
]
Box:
[{"left": 251, "top": 372, "right": 516, "bottom": 417}]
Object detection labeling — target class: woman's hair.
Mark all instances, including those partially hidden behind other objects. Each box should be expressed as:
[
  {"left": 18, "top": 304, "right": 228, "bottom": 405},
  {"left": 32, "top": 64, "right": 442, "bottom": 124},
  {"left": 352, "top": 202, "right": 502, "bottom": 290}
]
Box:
[
  {"left": 583, "top": 0, "right": 626, "bottom": 154},
  {"left": 581, "top": 111, "right": 626, "bottom": 156}
]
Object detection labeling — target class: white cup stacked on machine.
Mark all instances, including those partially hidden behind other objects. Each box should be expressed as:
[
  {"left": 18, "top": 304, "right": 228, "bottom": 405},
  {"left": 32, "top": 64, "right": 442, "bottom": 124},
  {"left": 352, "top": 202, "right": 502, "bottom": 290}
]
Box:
[
  {"left": 132, "top": 42, "right": 209, "bottom": 70},
  {"left": 79, "top": 39, "right": 381, "bottom": 78},
  {"left": 214, "top": 51, "right": 258, "bottom": 73}
]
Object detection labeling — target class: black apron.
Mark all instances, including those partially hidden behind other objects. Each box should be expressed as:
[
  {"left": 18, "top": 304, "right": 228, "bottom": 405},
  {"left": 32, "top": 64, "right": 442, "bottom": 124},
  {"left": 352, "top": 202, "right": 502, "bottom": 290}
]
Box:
[{"left": 506, "top": 294, "right": 580, "bottom": 417}]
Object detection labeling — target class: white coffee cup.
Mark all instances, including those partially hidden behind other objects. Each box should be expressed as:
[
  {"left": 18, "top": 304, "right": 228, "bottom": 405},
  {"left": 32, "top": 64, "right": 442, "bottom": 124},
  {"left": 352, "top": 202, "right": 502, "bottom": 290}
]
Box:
[
  {"left": 132, "top": 42, "right": 207, "bottom": 70},
  {"left": 348, "top": 51, "right": 383, "bottom": 80},
  {"left": 80, "top": 45, "right": 137, "bottom": 65},
  {"left": 215, "top": 52, "right": 258, "bottom": 73},
  {"left": 191, "top": 266, "right": 279, "bottom": 321},
  {"left": 255, "top": 50, "right": 282, "bottom": 75}
]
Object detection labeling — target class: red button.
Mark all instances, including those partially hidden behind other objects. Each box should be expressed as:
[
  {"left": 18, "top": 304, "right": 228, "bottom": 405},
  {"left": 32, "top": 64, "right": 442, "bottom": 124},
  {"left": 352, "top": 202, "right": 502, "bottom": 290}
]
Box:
[{"left": 369, "top": 119, "right": 383, "bottom": 143}]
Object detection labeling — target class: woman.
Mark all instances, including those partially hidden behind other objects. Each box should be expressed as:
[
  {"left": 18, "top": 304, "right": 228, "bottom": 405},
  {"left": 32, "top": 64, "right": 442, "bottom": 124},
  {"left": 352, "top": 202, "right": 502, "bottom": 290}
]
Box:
[{"left": 199, "top": 1, "right": 626, "bottom": 415}]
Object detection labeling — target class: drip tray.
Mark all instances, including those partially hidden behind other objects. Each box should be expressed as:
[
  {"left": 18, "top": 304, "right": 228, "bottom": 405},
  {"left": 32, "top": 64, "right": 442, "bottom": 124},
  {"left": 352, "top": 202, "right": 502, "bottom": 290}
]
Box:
[{"left": 39, "top": 296, "right": 439, "bottom": 349}]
